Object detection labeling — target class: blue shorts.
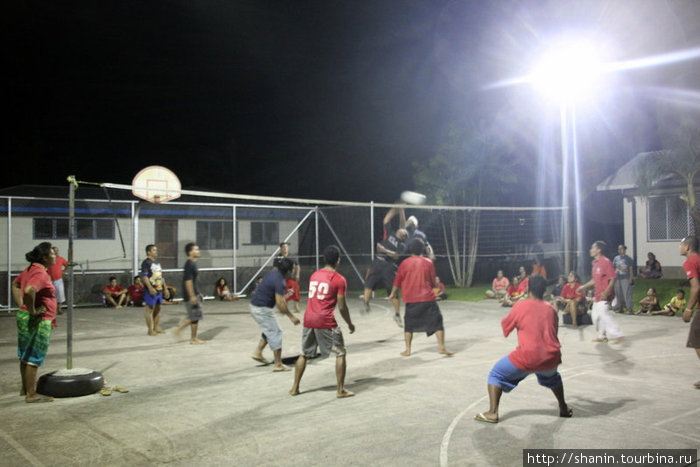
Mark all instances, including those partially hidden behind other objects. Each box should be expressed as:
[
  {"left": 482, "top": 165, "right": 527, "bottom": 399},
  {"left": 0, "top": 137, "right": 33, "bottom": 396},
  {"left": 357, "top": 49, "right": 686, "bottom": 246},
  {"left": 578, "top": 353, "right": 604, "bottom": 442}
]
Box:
[
  {"left": 487, "top": 355, "right": 562, "bottom": 392},
  {"left": 144, "top": 292, "right": 163, "bottom": 307}
]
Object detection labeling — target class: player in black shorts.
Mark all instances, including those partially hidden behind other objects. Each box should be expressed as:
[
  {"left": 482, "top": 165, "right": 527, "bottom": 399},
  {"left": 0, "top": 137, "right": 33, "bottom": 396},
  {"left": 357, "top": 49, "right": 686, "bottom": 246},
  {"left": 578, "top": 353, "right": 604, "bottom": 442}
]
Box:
[{"left": 362, "top": 206, "right": 408, "bottom": 327}]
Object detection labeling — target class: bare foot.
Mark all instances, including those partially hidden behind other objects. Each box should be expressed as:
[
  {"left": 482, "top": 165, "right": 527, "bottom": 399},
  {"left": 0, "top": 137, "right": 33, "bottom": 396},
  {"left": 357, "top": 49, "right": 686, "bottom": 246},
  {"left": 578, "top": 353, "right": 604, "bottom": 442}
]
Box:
[
  {"left": 25, "top": 394, "right": 54, "bottom": 403},
  {"left": 610, "top": 337, "right": 625, "bottom": 344},
  {"left": 474, "top": 411, "right": 498, "bottom": 423},
  {"left": 560, "top": 406, "right": 573, "bottom": 417},
  {"left": 337, "top": 390, "right": 355, "bottom": 398},
  {"left": 400, "top": 350, "right": 411, "bottom": 357},
  {"left": 273, "top": 365, "right": 291, "bottom": 372},
  {"left": 155, "top": 328, "right": 166, "bottom": 334},
  {"left": 439, "top": 349, "right": 454, "bottom": 356},
  {"left": 289, "top": 388, "right": 300, "bottom": 396},
  {"left": 148, "top": 330, "right": 157, "bottom": 336},
  {"left": 592, "top": 337, "right": 607, "bottom": 342},
  {"left": 190, "top": 338, "right": 205, "bottom": 345}
]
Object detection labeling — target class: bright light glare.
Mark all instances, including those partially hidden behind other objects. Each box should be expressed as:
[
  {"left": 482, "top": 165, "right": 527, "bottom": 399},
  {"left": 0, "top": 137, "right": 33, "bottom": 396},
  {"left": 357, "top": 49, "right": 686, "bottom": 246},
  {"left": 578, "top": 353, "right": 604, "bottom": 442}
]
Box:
[{"left": 530, "top": 40, "right": 604, "bottom": 103}]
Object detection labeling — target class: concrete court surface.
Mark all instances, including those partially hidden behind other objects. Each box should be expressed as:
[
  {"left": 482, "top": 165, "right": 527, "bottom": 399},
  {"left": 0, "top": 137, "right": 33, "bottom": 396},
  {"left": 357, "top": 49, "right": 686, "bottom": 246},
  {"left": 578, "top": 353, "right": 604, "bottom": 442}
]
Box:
[{"left": 0, "top": 297, "right": 698, "bottom": 467}]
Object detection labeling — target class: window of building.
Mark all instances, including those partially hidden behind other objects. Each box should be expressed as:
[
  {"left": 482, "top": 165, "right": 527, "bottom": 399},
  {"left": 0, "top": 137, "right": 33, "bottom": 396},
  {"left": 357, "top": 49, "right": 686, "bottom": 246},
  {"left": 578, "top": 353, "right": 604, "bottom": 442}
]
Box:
[
  {"left": 34, "top": 218, "right": 115, "bottom": 240},
  {"left": 197, "top": 220, "right": 235, "bottom": 250},
  {"left": 250, "top": 221, "right": 279, "bottom": 246},
  {"left": 647, "top": 195, "right": 694, "bottom": 241}
]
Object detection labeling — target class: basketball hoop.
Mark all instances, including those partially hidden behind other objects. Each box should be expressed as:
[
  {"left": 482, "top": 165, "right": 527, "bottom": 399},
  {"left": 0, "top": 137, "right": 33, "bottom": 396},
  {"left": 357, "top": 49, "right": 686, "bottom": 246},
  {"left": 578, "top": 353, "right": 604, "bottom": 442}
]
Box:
[{"left": 132, "top": 166, "right": 181, "bottom": 203}]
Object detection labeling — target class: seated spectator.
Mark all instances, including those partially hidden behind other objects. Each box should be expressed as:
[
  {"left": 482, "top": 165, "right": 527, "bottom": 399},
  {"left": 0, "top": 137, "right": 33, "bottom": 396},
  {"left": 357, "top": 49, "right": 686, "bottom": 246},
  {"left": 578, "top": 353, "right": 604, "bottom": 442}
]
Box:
[
  {"left": 651, "top": 289, "right": 686, "bottom": 316},
  {"left": 249, "top": 275, "right": 263, "bottom": 297},
  {"left": 103, "top": 276, "right": 128, "bottom": 308},
  {"left": 163, "top": 284, "right": 177, "bottom": 304},
  {"left": 554, "top": 271, "right": 585, "bottom": 326},
  {"left": 501, "top": 276, "right": 528, "bottom": 307},
  {"left": 127, "top": 276, "right": 145, "bottom": 307},
  {"left": 433, "top": 276, "right": 448, "bottom": 301},
  {"left": 216, "top": 277, "right": 238, "bottom": 301},
  {"left": 638, "top": 252, "right": 662, "bottom": 279},
  {"left": 585, "top": 289, "right": 594, "bottom": 311},
  {"left": 636, "top": 287, "right": 660, "bottom": 315},
  {"left": 548, "top": 275, "right": 566, "bottom": 304},
  {"left": 485, "top": 270, "right": 509, "bottom": 299}
]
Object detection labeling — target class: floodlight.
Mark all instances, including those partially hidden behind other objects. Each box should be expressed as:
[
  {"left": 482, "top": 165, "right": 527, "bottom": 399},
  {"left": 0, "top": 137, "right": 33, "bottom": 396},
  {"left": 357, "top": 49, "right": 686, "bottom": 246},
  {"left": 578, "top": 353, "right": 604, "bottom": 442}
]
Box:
[{"left": 530, "top": 39, "right": 605, "bottom": 103}]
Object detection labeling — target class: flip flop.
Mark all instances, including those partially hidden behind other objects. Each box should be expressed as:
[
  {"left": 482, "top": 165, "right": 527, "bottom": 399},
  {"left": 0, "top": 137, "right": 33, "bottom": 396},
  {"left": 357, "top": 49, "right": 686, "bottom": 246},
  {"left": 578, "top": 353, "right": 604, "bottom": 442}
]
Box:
[
  {"left": 251, "top": 355, "right": 272, "bottom": 365},
  {"left": 473, "top": 412, "right": 498, "bottom": 424},
  {"left": 26, "top": 395, "right": 53, "bottom": 403},
  {"left": 113, "top": 386, "right": 129, "bottom": 393},
  {"left": 100, "top": 387, "right": 112, "bottom": 396},
  {"left": 560, "top": 408, "right": 573, "bottom": 418}
]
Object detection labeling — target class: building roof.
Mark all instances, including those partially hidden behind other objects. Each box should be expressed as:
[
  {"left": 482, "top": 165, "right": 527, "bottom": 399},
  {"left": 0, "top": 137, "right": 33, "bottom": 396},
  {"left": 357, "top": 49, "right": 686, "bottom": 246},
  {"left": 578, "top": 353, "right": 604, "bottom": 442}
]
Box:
[{"left": 596, "top": 150, "right": 677, "bottom": 192}]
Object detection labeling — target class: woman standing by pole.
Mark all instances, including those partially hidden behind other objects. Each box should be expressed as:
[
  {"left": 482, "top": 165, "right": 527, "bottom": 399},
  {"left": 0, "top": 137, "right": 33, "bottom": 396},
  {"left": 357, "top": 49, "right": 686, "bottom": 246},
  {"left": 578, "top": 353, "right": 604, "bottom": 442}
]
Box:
[{"left": 11, "top": 242, "right": 58, "bottom": 403}]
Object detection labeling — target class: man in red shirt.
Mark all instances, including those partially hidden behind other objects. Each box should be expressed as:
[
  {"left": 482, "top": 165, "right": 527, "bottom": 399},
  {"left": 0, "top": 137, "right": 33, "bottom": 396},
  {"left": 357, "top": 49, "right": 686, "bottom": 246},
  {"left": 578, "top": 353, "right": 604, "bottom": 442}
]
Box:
[
  {"left": 290, "top": 245, "right": 355, "bottom": 398},
  {"left": 679, "top": 236, "right": 700, "bottom": 389},
  {"left": 47, "top": 246, "right": 68, "bottom": 307},
  {"left": 577, "top": 241, "right": 624, "bottom": 344},
  {"left": 103, "top": 277, "right": 128, "bottom": 308},
  {"left": 474, "top": 275, "right": 572, "bottom": 423},
  {"left": 389, "top": 238, "right": 452, "bottom": 357}
]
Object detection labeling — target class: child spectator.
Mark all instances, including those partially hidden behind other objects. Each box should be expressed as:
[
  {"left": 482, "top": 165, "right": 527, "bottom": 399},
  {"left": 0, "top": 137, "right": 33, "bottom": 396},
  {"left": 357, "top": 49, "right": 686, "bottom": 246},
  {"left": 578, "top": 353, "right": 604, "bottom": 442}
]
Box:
[
  {"left": 651, "top": 289, "right": 686, "bottom": 316},
  {"left": 502, "top": 276, "right": 527, "bottom": 307},
  {"left": 433, "top": 276, "right": 448, "bottom": 301},
  {"left": 636, "top": 288, "right": 660, "bottom": 315}
]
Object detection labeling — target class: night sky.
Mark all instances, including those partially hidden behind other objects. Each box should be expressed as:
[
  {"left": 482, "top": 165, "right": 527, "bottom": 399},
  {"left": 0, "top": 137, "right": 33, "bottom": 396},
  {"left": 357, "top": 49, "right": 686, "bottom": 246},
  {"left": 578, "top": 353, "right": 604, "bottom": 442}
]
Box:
[{"left": 7, "top": 0, "right": 700, "bottom": 204}]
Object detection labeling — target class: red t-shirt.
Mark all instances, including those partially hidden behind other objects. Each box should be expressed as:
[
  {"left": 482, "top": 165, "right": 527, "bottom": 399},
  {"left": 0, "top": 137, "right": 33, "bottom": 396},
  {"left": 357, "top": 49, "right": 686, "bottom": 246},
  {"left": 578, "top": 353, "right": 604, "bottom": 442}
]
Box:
[
  {"left": 47, "top": 256, "right": 68, "bottom": 281},
  {"left": 683, "top": 253, "right": 700, "bottom": 281},
  {"left": 303, "top": 269, "right": 347, "bottom": 329},
  {"left": 103, "top": 285, "right": 125, "bottom": 298},
  {"left": 516, "top": 277, "right": 529, "bottom": 295},
  {"left": 502, "top": 298, "right": 561, "bottom": 372},
  {"left": 14, "top": 263, "right": 57, "bottom": 322},
  {"left": 128, "top": 285, "right": 144, "bottom": 302},
  {"left": 393, "top": 255, "right": 436, "bottom": 303},
  {"left": 592, "top": 255, "right": 615, "bottom": 302},
  {"left": 683, "top": 253, "right": 700, "bottom": 308},
  {"left": 561, "top": 283, "right": 584, "bottom": 300},
  {"left": 491, "top": 276, "right": 509, "bottom": 291}
]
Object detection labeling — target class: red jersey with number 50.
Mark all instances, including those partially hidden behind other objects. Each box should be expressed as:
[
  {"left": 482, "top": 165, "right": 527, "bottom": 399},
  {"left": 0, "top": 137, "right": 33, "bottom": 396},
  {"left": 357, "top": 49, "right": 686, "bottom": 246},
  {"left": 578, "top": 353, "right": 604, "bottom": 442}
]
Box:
[{"left": 304, "top": 269, "right": 347, "bottom": 329}]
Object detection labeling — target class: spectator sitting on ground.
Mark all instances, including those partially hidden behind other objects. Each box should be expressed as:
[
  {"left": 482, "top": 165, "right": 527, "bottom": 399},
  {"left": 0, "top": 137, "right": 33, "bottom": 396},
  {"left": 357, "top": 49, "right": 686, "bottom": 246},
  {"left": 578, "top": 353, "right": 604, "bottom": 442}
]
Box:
[
  {"left": 103, "top": 276, "right": 128, "bottom": 308},
  {"left": 434, "top": 276, "right": 448, "bottom": 301},
  {"left": 636, "top": 288, "right": 660, "bottom": 315},
  {"left": 585, "top": 289, "right": 594, "bottom": 310},
  {"left": 502, "top": 276, "right": 528, "bottom": 307},
  {"left": 555, "top": 271, "right": 585, "bottom": 327},
  {"left": 127, "top": 276, "right": 145, "bottom": 307},
  {"left": 651, "top": 289, "right": 686, "bottom": 316},
  {"left": 638, "top": 252, "right": 663, "bottom": 279},
  {"left": 163, "top": 284, "right": 177, "bottom": 304},
  {"left": 486, "top": 270, "right": 510, "bottom": 299},
  {"left": 216, "top": 277, "right": 238, "bottom": 301},
  {"left": 549, "top": 275, "right": 566, "bottom": 305}
]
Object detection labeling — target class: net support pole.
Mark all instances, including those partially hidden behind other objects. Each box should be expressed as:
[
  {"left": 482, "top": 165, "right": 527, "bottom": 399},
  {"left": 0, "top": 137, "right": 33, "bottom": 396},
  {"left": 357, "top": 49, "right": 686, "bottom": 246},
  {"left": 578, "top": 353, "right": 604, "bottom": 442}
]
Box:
[
  {"left": 314, "top": 208, "right": 320, "bottom": 272},
  {"left": 67, "top": 177, "right": 76, "bottom": 369}
]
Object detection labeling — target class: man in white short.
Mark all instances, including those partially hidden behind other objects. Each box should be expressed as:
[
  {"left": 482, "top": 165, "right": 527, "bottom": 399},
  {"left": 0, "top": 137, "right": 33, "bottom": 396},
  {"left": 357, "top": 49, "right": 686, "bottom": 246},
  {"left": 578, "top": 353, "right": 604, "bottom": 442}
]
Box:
[
  {"left": 290, "top": 245, "right": 355, "bottom": 398},
  {"left": 578, "top": 241, "right": 624, "bottom": 344}
]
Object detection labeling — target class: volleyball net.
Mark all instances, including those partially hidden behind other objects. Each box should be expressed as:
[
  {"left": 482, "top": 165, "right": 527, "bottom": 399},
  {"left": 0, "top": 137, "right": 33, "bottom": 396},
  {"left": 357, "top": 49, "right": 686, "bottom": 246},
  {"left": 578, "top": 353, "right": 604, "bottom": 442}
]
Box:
[{"left": 1, "top": 179, "right": 569, "bottom": 308}]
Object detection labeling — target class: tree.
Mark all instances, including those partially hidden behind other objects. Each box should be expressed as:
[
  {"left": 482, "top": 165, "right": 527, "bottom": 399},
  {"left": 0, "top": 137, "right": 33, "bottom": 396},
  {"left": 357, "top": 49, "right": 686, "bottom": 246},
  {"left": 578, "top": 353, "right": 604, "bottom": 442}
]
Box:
[
  {"left": 635, "top": 124, "right": 700, "bottom": 235},
  {"left": 413, "top": 118, "right": 527, "bottom": 286}
]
